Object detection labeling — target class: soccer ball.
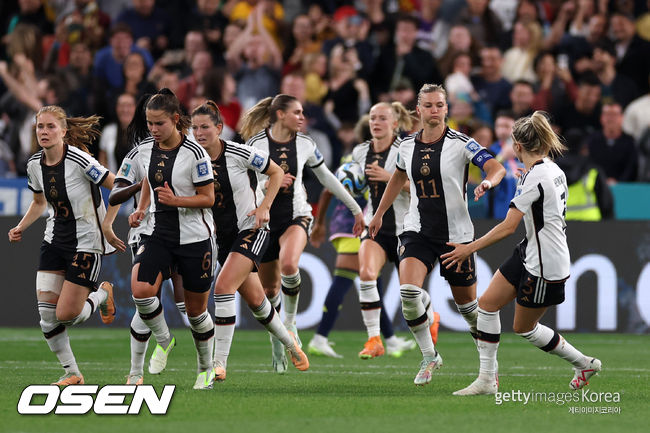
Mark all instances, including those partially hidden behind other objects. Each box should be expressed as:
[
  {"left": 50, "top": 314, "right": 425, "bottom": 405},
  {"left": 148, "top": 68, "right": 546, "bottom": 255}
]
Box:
[{"left": 335, "top": 162, "right": 367, "bottom": 197}]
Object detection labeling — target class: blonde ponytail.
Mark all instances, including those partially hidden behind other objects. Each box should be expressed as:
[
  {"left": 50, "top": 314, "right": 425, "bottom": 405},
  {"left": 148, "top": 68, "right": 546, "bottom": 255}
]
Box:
[
  {"left": 239, "top": 97, "right": 273, "bottom": 141},
  {"left": 512, "top": 111, "right": 566, "bottom": 158}
]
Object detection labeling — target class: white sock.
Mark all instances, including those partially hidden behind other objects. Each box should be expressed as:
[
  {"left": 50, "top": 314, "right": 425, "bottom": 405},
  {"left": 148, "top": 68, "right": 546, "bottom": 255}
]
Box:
[
  {"left": 456, "top": 299, "right": 478, "bottom": 334},
  {"left": 518, "top": 324, "right": 587, "bottom": 368},
  {"left": 281, "top": 271, "right": 301, "bottom": 326},
  {"left": 189, "top": 310, "right": 215, "bottom": 372},
  {"left": 133, "top": 296, "right": 172, "bottom": 347},
  {"left": 420, "top": 288, "right": 435, "bottom": 325},
  {"left": 251, "top": 298, "right": 294, "bottom": 348},
  {"left": 176, "top": 301, "right": 187, "bottom": 316},
  {"left": 359, "top": 280, "right": 381, "bottom": 338},
  {"left": 269, "top": 292, "right": 281, "bottom": 313},
  {"left": 38, "top": 302, "right": 79, "bottom": 375},
  {"left": 477, "top": 308, "right": 500, "bottom": 379},
  {"left": 400, "top": 284, "right": 436, "bottom": 358},
  {"left": 214, "top": 293, "right": 236, "bottom": 368},
  {"left": 62, "top": 289, "right": 107, "bottom": 326},
  {"left": 129, "top": 312, "right": 151, "bottom": 375}
]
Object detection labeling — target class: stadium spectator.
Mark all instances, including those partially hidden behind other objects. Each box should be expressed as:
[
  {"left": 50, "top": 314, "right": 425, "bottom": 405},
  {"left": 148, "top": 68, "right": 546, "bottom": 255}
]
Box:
[
  {"left": 183, "top": 0, "right": 229, "bottom": 54},
  {"left": 282, "top": 14, "right": 321, "bottom": 76},
  {"left": 532, "top": 51, "right": 576, "bottom": 113},
  {"left": 472, "top": 46, "right": 513, "bottom": 117},
  {"left": 488, "top": 110, "right": 523, "bottom": 219},
  {"left": 98, "top": 92, "right": 136, "bottom": 173},
  {"left": 371, "top": 14, "right": 441, "bottom": 102},
  {"left": 437, "top": 24, "right": 481, "bottom": 78},
  {"left": 552, "top": 73, "right": 602, "bottom": 136},
  {"left": 176, "top": 50, "right": 213, "bottom": 111},
  {"left": 55, "top": 0, "right": 112, "bottom": 52},
  {"left": 229, "top": 0, "right": 284, "bottom": 43},
  {"left": 586, "top": 102, "right": 638, "bottom": 183},
  {"left": 510, "top": 80, "right": 535, "bottom": 119},
  {"left": 93, "top": 23, "right": 153, "bottom": 91},
  {"left": 557, "top": 129, "right": 614, "bottom": 221},
  {"left": 454, "top": 0, "right": 504, "bottom": 47},
  {"left": 4, "top": 0, "right": 53, "bottom": 36},
  {"left": 415, "top": 0, "right": 451, "bottom": 59},
  {"left": 501, "top": 20, "right": 543, "bottom": 83},
  {"left": 321, "top": 6, "right": 374, "bottom": 80},
  {"left": 610, "top": 12, "right": 650, "bottom": 94},
  {"left": 225, "top": 4, "right": 282, "bottom": 111},
  {"left": 591, "top": 39, "right": 638, "bottom": 108},
  {"left": 202, "top": 67, "right": 242, "bottom": 140},
  {"left": 115, "top": 0, "right": 172, "bottom": 58}
]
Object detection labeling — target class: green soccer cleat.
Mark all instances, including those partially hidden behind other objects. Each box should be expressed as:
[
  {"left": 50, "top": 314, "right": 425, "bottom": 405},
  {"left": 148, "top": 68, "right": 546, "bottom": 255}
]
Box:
[
  {"left": 193, "top": 368, "right": 216, "bottom": 390},
  {"left": 148, "top": 336, "right": 176, "bottom": 375}
]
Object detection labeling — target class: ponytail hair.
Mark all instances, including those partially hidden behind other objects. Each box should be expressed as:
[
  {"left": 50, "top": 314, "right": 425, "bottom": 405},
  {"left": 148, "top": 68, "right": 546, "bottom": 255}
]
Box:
[
  {"left": 127, "top": 93, "right": 153, "bottom": 146},
  {"left": 146, "top": 88, "right": 191, "bottom": 135},
  {"left": 354, "top": 114, "right": 371, "bottom": 142},
  {"left": 239, "top": 94, "right": 299, "bottom": 141},
  {"left": 35, "top": 106, "right": 100, "bottom": 154},
  {"left": 512, "top": 111, "right": 566, "bottom": 158},
  {"left": 191, "top": 100, "right": 223, "bottom": 126}
]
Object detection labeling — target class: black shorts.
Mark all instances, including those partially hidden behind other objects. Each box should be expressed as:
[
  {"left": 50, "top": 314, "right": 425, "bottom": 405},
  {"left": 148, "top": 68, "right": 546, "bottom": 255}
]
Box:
[
  {"left": 217, "top": 228, "right": 269, "bottom": 271},
  {"left": 361, "top": 231, "right": 399, "bottom": 264},
  {"left": 38, "top": 242, "right": 101, "bottom": 290},
  {"left": 262, "top": 216, "right": 312, "bottom": 263},
  {"left": 134, "top": 237, "right": 213, "bottom": 293},
  {"left": 499, "top": 248, "right": 566, "bottom": 308},
  {"left": 398, "top": 231, "right": 477, "bottom": 287}
]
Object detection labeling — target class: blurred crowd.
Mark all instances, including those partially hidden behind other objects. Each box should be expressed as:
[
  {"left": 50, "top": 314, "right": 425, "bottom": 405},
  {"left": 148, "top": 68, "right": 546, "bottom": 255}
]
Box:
[{"left": 0, "top": 0, "right": 649, "bottom": 218}]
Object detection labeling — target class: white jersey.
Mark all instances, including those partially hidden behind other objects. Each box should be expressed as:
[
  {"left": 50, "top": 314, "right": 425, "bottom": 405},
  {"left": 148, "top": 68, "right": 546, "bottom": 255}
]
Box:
[
  {"left": 396, "top": 127, "right": 493, "bottom": 243},
  {"left": 249, "top": 129, "right": 324, "bottom": 230},
  {"left": 211, "top": 140, "right": 271, "bottom": 237},
  {"left": 26, "top": 144, "right": 114, "bottom": 254},
  {"left": 127, "top": 136, "right": 215, "bottom": 245},
  {"left": 510, "top": 158, "right": 570, "bottom": 281},
  {"left": 116, "top": 143, "right": 149, "bottom": 246},
  {"left": 352, "top": 138, "right": 409, "bottom": 236}
]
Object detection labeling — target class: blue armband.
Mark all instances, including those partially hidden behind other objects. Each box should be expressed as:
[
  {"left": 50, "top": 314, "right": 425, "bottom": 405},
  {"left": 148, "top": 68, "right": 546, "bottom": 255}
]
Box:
[{"left": 471, "top": 149, "right": 494, "bottom": 169}]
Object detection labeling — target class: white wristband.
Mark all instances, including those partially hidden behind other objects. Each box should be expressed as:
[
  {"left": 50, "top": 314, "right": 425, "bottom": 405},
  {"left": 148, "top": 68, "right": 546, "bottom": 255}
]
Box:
[{"left": 481, "top": 179, "right": 492, "bottom": 190}]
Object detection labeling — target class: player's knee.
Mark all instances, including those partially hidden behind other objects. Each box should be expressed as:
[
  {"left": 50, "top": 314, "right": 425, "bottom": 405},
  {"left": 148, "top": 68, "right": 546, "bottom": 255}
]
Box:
[
  {"left": 513, "top": 322, "right": 536, "bottom": 335},
  {"left": 279, "top": 263, "right": 298, "bottom": 276},
  {"left": 56, "top": 309, "right": 79, "bottom": 325},
  {"left": 358, "top": 266, "right": 376, "bottom": 282}
]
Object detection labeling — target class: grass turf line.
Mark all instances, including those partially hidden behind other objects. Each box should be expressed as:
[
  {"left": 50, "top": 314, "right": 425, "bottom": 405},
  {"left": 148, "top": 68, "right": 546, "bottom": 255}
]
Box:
[{"left": 0, "top": 328, "right": 647, "bottom": 433}]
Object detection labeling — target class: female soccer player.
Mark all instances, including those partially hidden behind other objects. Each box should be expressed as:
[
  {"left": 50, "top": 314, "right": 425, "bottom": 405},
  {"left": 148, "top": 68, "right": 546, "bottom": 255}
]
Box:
[
  {"left": 8, "top": 106, "right": 117, "bottom": 385},
  {"left": 191, "top": 101, "right": 308, "bottom": 380},
  {"left": 240, "top": 94, "right": 364, "bottom": 373},
  {"left": 352, "top": 101, "right": 438, "bottom": 359},
  {"left": 105, "top": 94, "right": 189, "bottom": 385},
  {"left": 368, "top": 84, "right": 506, "bottom": 385},
  {"left": 127, "top": 89, "right": 216, "bottom": 389},
  {"left": 442, "top": 112, "right": 601, "bottom": 395}
]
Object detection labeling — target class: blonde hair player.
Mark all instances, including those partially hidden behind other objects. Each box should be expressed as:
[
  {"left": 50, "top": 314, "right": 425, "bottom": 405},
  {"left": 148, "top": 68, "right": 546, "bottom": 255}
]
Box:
[
  {"left": 8, "top": 106, "right": 118, "bottom": 385},
  {"left": 442, "top": 111, "right": 602, "bottom": 395},
  {"left": 368, "top": 84, "right": 506, "bottom": 385}
]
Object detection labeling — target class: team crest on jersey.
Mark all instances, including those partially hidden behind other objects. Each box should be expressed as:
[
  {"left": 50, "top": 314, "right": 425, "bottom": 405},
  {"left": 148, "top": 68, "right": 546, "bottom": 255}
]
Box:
[
  {"left": 50, "top": 187, "right": 58, "bottom": 198},
  {"left": 213, "top": 180, "right": 221, "bottom": 191},
  {"left": 280, "top": 162, "right": 289, "bottom": 173},
  {"left": 420, "top": 164, "right": 430, "bottom": 176},
  {"left": 465, "top": 140, "right": 480, "bottom": 153},
  {"left": 251, "top": 154, "right": 265, "bottom": 169},
  {"left": 86, "top": 165, "right": 102, "bottom": 182},
  {"left": 120, "top": 163, "right": 131, "bottom": 177},
  {"left": 155, "top": 171, "right": 163, "bottom": 183},
  {"left": 197, "top": 161, "right": 209, "bottom": 177}
]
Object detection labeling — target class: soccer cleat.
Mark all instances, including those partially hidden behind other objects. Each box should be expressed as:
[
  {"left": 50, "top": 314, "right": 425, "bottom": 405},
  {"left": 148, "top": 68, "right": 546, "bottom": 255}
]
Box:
[
  {"left": 413, "top": 352, "right": 443, "bottom": 386},
  {"left": 429, "top": 312, "right": 440, "bottom": 345},
  {"left": 307, "top": 337, "right": 343, "bottom": 358},
  {"left": 148, "top": 336, "right": 176, "bottom": 374},
  {"left": 214, "top": 364, "right": 226, "bottom": 382},
  {"left": 52, "top": 372, "right": 84, "bottom": 386},
  {"left": 358, "top": 336, "right": 385, "bottom": 359},
  {"left": 285, "top": 323, "right": 302, "bottom": 348},
  {"left": 570, "top": 357, "right": 602, "bottom": 390},
  {"left": 386, "top": 336, "right": 417, "bottom": 358},
  {"left": 453, "top": 376, "right": 498, "bottom": 395},
  {"left": 193, "top": 368, "right": 216, "bottom": 390},
  {"left": 126, "top": 374, "right": 144, "bottom": 385},
  {"left": 287, "top": 332, "right": 309, "bottom": 371},
  {"left": 98, "top": 281, "right": 116, "bottom": 324},
  {"left": 270, "top": 334, "right": 288, "bottom": 374}
]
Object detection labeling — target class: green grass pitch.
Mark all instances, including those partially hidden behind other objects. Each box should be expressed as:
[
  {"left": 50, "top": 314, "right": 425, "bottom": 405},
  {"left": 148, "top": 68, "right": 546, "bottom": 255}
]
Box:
[{"left": 0, "top": 328, "right": 647, "bottom": 433}]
